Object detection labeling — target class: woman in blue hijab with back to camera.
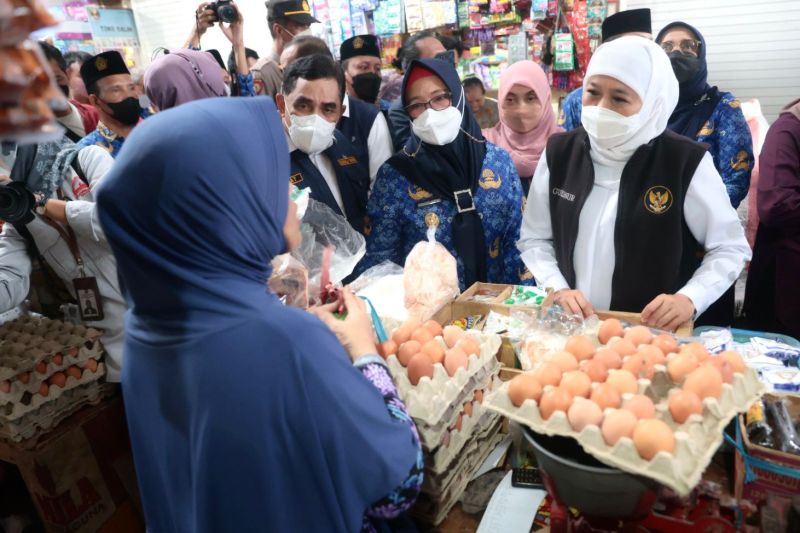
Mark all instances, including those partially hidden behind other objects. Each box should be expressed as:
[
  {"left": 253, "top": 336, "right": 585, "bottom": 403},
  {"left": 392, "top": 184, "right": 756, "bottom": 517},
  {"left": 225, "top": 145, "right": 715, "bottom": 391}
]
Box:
[{"left": 95, "top": 96, "right": 422, "bottom": 533}]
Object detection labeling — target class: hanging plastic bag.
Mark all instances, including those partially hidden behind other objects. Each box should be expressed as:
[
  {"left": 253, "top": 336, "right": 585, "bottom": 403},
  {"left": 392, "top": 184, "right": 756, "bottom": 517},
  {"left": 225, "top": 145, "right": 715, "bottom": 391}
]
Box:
[
  {"left": 553, "top": 31, "right": 575, "bottom": 71},
  {"left": 403, "top": 226, "right": 459, "bottom": 321},
  {"left": 292, "top": 195, "right": 366, "bottom": 306}
]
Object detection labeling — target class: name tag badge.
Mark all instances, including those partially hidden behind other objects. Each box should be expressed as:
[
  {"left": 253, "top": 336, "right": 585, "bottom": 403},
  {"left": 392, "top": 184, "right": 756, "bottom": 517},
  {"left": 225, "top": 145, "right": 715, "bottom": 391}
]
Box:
[
  {"left": 73, "top": 276, "right": 104, "bottom": 322},
  {"left": 552, "top": 187, "right": 576, "bottom": 202},
  {"left": 290, "top": 173, "right": 303, "bottom": 185},
  {"left": 337, "top": 155, "right": 358, "bottom": 167}
]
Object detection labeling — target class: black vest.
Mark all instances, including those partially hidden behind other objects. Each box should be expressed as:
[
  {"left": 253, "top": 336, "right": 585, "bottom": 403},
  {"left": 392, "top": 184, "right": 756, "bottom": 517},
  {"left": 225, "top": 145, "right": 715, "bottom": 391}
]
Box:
[
  {"left": 546, "top": 128, "right": 708, "bottom": 312},
  {"left": 337, "top": 96, "right": 380, "bottom": 168},
  {"left": 290, "top": 130, "right": 369, "bottom": 234}
]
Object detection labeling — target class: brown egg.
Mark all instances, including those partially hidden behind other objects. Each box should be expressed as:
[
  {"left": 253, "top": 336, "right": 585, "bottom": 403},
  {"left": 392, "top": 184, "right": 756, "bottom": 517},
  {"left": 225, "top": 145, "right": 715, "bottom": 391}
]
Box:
[
  {"left": 85, "top": 358, "right": 99, "bottom": 372},
  {"left": 0, "top": 381, "right": 10, "bottom": 394},
  {"left": 539, "top": 387, "right": 574, "bottom": 420},
  {"left": 35, "top": 361, "right": 48, "bottom": 374},
  {"left": 668, "top": 389, "right": 703, "bottom": 423},
  {"left": 550, "top": 351, "right": 579, "bottom": 372},
  {"left": 652, "top": 334, "right": 679, "bottom": 354},
  {"left": 623, "top": 395, "right": 656, "bottom": 420},
  {"left": 594, "top": 348, "right": 622, "bottom": 370},
  {"left": 533, "top": 362, "right": 563, "bottom": 388},
  {"left": 709, "top": 357, "right": 735, "bottom": 384},
  {"left": 456, "top": 337, "right": 480, "bottom": 357},
  {"left": 608, "top": 338, "right": 637, "bottom": 357},
  {"left": 560, "top": 370, "right": 592, "bottom": 398},
  {"left": 565, "top": 335, "right": 595, "bottom": 361},
  {"left": 66, "top": 366, "right": 82, "bottom": 380},
  {"left": 411, "top": 327, "right": 434, "bottom": 345},
  {"left": 606, "top": 370, "right": 639, "bottom": 395},
  {"left": 423, "top": 319, "right": 444, "bottom": 338},
  {"left": 421, "top": 340, "right": 445, "bottom": 365},
  {"left": 601, "top": 409, "right": 638, "bottom": 446},
  {"left": 683, "top": 365, "right": 723, "bottom": 400},
  {"left": 719, "top": 350, "right": 747, "bottom": 374},
  {"left": 39, "top": 382, "right": 49, "bottom": 397},
  {"left": 638, "top": 345, "right": 666, "bottom": 366},
  {"left": 18, "top": 372, "right": 30, "bottom": 385},
  {"left": 407, "top": 353, "right": 434, "bottom": 386},
  {"left": 474, "top": 389, "right": 484, "bottom": 403},
  {"left": 622, "top": 354, "right": 645, "bottom": 377},
  {"left": 508, "top": 374, "right": 543, "bottom": 407},
  {"left": 598, "top": 318, "right": 624, "bottom": 345},
  {"left": 591, "top": 383, "right": 622, "bottom": 410},
  {"left": 667, "top": 354, "right": 699, "bottom": 383},
  {"left": 568, "top": 398, "right": 604, "bottom": 432},
  {"left": 397, "top": 340, "right": 422, "bottom": 366},
  {"left": 392, "top": 324, "right": 413, "bottom": 345},
  {"left": 379, "top": 340, "right": 398, "bottom": 359},
  {"left": 624, "top": 325, "right": 653, "bottom": 347},
  {"left": 463, "top": 401, "right": 474, "bottom": 417},
  {"left": 680, "top": 342, "right": 710, "bottom": 363},
  {"left": 444, "top": 347, "right": 469, "bottom": 377},
  {"left": 454, "top": 414, "right": 463, "bottom": 432},
  {"left": 582, "top": 359, "right": 609, "bottom": 382},
  {"left": 633, "top": 419, "right": 675, "bottom": 460},
  {"left": 52, "top": 353, "right": 63, "bottom": 365},
  {"left": 443, "top": 326, "right": 466, "bottom": 349},
  {"left": 48, "top": 372, "right": 67, "bottom": 388}
]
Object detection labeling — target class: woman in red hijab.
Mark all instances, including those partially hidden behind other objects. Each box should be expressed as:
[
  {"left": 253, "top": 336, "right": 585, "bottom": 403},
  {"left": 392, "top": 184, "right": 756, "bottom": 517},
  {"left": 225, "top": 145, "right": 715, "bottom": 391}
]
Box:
[{"left": 483, "top": 60, "right": 562, "bottom": 195}]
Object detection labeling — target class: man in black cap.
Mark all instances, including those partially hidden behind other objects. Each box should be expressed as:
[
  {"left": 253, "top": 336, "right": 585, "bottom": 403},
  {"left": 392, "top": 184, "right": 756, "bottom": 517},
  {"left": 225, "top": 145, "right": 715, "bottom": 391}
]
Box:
[
  {"left": 338, "top": 35, "right": 393, "bottom": 188},
  {"left": 76, "top": 51, "right": 145, "bottom": 158},
  {"left": 558, "top": 8, "right": 652, "bottom": 131},
  {"left": 252, "top": 0, "right": 318, "bottom": 98}
]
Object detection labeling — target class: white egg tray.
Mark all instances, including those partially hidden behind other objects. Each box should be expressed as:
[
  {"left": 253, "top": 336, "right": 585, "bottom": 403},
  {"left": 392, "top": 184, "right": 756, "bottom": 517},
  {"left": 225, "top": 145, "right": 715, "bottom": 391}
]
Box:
[
  {"left": 0, "top": 339, "right": 104, "bottom": 404},
  {"left": 413, "top": 421, "right": 505, "bottom": 526},
  {"left": 387, "top": 330, "right": 502, "bottom": 427},
  {"left": 426, "top": 403, "right": 501, "bottom": 475},
  {"left": 485, "top": 358, "right": 765, "bottom": 496},
  {"left": 1, "top": 362, "right": 106, "bottom": 423},
  {"left": 0, "top": 381, "right": 115, "bottom": 444}
]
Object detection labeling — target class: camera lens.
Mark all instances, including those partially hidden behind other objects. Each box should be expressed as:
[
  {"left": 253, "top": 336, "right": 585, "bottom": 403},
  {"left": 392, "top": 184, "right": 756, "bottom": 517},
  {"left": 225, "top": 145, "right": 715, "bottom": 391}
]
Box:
[
  {"left": 0, "top": 193, "right": 12, "bottom": 210},
  {"left": 217, "top": 5, "right": 236, "bottom": 23}
]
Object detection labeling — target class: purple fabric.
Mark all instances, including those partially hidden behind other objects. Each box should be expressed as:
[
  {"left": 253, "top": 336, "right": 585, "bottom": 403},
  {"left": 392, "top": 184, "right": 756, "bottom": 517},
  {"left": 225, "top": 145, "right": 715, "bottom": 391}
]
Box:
[{"left": 144, "top": 49, "right": 226, "bottom": 111}]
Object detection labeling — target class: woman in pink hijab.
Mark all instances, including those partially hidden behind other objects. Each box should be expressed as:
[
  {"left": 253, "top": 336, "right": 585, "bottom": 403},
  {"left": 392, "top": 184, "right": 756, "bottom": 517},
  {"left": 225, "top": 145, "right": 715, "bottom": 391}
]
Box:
[{"left": 483, "top": 60, "right": 562, "bottom": 195}]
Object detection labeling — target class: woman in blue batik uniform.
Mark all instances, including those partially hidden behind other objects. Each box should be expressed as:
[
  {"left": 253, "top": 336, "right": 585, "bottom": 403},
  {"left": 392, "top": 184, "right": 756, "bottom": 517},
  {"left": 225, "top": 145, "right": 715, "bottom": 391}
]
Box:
[
  {"left": 359, "top": 58, "right": 533, "bottom": 289},
  {"left": 657, "top": 22, "right": 754, "bottom": 326}
]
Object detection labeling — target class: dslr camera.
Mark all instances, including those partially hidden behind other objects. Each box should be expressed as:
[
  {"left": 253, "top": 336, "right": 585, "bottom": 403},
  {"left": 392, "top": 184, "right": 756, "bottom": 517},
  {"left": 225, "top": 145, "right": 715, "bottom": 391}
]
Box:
[
  {"left": 210, "top": 0, "right": 237, "bottom": 24},
  {"left": 0, "top": 181, "right": 36, "bottom": 225}
]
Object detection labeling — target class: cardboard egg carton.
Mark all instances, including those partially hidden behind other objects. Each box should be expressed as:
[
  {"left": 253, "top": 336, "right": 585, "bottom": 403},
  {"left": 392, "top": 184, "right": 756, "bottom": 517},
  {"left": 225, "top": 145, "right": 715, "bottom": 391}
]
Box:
[
  {"left": 426, "top": 400, "right": 502, "bottom": 475},
  {"left": 485, "top": 359, "right": 765, "bottom": 496},
  {"left": 1, "top": 362, "right": 106, "bottom": 423},
  {"left": 387, "top": 331, "right": 502, "bottom": 427},
  {"left": 0, "top": 381, "right": 115, "bottom": 444}
]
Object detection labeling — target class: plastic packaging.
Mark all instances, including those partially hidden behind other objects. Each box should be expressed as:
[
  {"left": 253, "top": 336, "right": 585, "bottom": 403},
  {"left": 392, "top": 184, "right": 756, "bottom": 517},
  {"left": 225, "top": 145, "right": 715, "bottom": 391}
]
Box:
[
  {"left": 0, "top": 0, "right": 59, "bottom": 47},
  {"left": 403, "top": 226, "right": 460, "bottom": 321},
  {"left": 503, "top": 285, "right": 548, "bottom": 307},
  {"left": 267, "top": 254, "right": 309, "bottom": 308},
  {"left": 292, "top": 196, "right": 366, "bottom": 306},
  {"left": 765, "top": 397, "right": 800, "bottom": 456}
]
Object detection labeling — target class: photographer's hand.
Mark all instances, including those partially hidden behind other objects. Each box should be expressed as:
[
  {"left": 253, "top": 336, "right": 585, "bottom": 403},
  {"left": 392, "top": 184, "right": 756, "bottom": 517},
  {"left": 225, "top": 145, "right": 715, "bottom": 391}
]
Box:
[
  {"left": 184, "top": 2, "right": 215, "bottom": 49},
  {"left": 219, "top": 2, "right": 249, "bottom": 75}
]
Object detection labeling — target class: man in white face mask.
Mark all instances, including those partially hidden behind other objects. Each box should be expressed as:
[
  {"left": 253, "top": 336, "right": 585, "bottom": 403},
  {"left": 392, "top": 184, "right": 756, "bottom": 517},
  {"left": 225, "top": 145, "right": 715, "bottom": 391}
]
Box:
[{"left": 275, "top": 54, "right": 370, "bottom": 234}]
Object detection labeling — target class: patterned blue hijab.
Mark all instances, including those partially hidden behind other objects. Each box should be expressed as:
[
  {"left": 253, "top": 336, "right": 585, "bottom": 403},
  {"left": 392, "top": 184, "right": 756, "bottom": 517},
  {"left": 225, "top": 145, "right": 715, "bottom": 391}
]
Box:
[{"left": 96, "top": 97, "right": 418, "bottom": 532}]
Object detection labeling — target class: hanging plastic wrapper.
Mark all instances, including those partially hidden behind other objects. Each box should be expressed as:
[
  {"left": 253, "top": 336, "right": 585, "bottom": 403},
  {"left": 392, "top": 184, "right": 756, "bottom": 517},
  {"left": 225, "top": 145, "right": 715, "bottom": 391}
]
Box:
[
  {"left": 403, "top": 226, "right": 459, "bottom": 321},
  {"left": 553, "top": 31, "right": 575, "bottom": 71}
]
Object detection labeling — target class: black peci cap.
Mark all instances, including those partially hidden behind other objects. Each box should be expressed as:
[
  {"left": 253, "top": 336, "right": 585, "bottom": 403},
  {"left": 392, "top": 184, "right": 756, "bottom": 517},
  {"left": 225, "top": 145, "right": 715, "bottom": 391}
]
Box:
[
  {"left": 601, "top": 8, "right": 652, "bottom": 42},
  {"left": 340, "top": 35, "right": 380, "bottom": 62},
  {"left": 206, "top": 49, "right": 226, "bottom": 70},
  {"left": 80, "top": 51, "right": 130, "bottom": 88},
  {"left": 266, "top": 0, "right": 319, "bottom": 25}
]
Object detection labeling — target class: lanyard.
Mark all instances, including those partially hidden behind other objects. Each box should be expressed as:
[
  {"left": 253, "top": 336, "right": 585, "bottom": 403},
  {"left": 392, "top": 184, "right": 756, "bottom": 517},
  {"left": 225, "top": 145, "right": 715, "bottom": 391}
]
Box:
[{"left": 39, "top": 216, "right": 86, "bottom": 277}]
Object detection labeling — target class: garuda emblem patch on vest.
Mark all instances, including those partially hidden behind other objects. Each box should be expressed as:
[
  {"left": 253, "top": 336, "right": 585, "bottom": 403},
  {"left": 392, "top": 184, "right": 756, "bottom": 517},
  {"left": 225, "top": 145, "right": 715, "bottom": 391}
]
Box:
[{"left": 644, "top": 186, "right": 673, "bottom": 215}]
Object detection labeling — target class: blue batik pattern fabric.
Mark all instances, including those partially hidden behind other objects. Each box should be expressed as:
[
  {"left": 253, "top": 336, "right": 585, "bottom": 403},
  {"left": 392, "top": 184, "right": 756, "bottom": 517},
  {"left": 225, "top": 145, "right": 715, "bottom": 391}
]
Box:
[
  {"left": 359, "top": 142, "right": 534, "bottom": 289},
  {"left": 238, "top": 73, "right": 255, "bottom": 97},
  {"left": 558, "top": 87, "right": 583, "bottom": 131},
  {"left": 695, "top": 92, "right": 753, "bottom": 208},
  {"left": 76, "top": 122, "right": 126, "bottom": 158},
  {"left": 358, "top": 362, "right": 424, "bottom": 533}
]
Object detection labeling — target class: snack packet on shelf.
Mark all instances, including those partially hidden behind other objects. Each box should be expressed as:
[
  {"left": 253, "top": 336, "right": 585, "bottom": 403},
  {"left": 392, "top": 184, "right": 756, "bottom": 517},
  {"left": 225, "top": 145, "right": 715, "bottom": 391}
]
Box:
[
  {"left": 404, "top": 226, "right": 460, "bottom": 321},
  {"left": 503, "top": 285, "right": 548, "bottom": 307}
]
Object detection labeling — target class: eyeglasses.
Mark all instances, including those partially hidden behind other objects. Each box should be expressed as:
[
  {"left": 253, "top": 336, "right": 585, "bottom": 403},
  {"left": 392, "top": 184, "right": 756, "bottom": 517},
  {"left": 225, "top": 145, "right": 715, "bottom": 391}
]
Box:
[
  {"left": 405, "top": 91, "right": 452, "bottom": 116},
  {"left": 660, "top": 39, "right": 701, "bottom": 55}
]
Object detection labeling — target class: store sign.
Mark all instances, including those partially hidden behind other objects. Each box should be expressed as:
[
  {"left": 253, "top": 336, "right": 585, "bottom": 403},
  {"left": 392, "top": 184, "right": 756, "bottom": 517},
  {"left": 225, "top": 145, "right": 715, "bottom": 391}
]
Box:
[{"left": 88, "top": 8, "right": 138, "bottom": 40}]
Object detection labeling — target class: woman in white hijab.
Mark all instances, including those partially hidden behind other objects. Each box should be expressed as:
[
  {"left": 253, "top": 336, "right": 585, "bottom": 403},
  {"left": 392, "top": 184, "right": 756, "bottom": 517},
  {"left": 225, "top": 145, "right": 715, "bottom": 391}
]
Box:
[{"left": 518, "top": 37, "right": 751, "bottom": 331}]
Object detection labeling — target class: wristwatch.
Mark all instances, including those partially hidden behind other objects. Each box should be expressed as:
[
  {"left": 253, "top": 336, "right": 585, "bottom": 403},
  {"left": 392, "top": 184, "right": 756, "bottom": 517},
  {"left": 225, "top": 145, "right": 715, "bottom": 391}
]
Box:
[{"left": 34, "top": 194, "right": 47, "bottom": 216}]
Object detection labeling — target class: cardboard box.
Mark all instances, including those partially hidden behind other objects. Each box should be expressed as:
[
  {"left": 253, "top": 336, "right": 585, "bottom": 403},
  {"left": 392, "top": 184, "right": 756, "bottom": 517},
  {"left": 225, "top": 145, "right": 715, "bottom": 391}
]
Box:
[
  {"left": 0, "top": 393, "right": 144, "bottom": 533},
  {"left": 734, "top": 394, "right": 800, "bottom": 505}
]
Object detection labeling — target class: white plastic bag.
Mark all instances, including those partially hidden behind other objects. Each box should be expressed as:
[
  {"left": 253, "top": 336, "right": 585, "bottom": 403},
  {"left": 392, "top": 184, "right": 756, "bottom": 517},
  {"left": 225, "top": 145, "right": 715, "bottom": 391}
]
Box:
[
  {"left": 403, "top": 226, "right": 459, "bottom": 321},
  {"left": 268, "top": 254, "right": 309, "bottom": 308}
]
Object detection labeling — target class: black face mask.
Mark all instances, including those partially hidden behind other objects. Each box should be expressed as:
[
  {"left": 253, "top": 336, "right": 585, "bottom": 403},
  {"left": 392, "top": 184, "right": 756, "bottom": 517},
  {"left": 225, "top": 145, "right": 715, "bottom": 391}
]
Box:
[
  {"left": 103, "top": 96, "right": 142, "bottom": 126},
  {"left": 59, "top": 84, "right": 70, "bottom": 98},
  {"left": 668, "top": 52, "right": 701, "bottom": 84},
  {"left": 352, "top": 73, "right": 382, "bottom": 104}
]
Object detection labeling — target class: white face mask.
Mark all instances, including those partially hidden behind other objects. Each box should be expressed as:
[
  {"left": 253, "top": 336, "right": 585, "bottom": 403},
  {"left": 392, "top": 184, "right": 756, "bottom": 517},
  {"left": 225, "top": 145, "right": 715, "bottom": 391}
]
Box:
[
  {"left": 580, "top": 105, "right": 641, "bottom": 149},
  {"left": 411, "top": 91, "right": 464, "bottom": 146},
  {"left": 286, "top": 113, "right": 336, "bottom": 155}
]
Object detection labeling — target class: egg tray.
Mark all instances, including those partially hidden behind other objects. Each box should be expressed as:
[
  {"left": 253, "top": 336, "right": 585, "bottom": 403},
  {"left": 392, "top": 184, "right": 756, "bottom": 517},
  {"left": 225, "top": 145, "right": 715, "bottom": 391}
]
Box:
[
  {"left": 0, "top": 339, "right": 104, "bottom": 405},
  {"left": 414, "top": 372, "right": 500, "bottom": 453},
  {"left": 387, "top": 331, "right": 503, "bottom": 427},
  {"left": 426, "top": 403, "right": 501, "bottom": 475},
  {"left": 484, "top": 359, "right": 765, "bottom": 496},
  {"left": 412, "top": 423, "right": 505, "bottom": 526},
  {"left": 0, "top": 362, "right": 106, "bottom": 423},
  {"left": 0, "top": 381, "right": 115, "bottom": 444}
]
